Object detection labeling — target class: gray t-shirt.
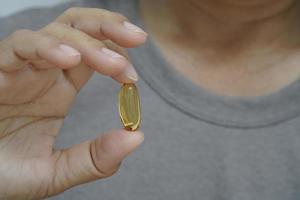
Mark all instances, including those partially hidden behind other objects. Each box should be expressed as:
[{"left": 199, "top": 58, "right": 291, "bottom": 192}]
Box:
[{"left": 1, "top": 0, "right": 300, "bottom": 199}]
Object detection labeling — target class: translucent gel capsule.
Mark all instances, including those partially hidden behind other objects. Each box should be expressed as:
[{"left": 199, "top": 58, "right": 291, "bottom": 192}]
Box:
[{"left": 118, "top": 83, "right": 141, "bottom": 131}]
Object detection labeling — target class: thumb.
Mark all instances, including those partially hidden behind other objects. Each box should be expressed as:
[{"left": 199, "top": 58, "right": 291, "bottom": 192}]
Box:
[{"left": 48, "top": 129, "right": 144, "bottom": 196}]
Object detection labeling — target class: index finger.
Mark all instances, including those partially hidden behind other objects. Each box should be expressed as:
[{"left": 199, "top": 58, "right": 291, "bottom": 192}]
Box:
[{"left": 56, "top": 7, "right": 148, "bottom": 48}]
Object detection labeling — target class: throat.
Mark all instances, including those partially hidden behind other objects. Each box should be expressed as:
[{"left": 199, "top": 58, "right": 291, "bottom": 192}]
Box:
[{"left": 140, "top": 0, "right": 300, "bottom": 97}]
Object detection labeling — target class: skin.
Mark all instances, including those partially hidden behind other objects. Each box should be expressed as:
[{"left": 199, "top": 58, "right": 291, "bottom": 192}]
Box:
[
  {"left": 1, "top": 0, "right": 300, "bottom": 199},
  {"left": 0, "top": 8, "right": 147, "bottom": 199},
  {"left": 140, "top": 0, "right": 300, "bottom": 96}
]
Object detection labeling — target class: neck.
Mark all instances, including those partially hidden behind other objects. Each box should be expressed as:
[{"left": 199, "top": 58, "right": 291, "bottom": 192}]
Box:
[
  {"left": 140, "top": 0, "right": 300, "bottom": 96},
  {"left": 168, "top": 0, "right": 299, "bottom": 51}
]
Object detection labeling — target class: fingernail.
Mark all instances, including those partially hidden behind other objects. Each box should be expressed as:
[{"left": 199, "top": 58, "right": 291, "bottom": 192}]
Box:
[
  {"left": 123, "top": 21, "right": 147, "bottom": 35},
  {"left": 125, "top": 65, "right": 138, "bottom": 81},
  {"left": 101, "top": 47, "right": 124, "bottom": 59},
  {"left": 59, "top": 44, "right": 81, "bottom": 57}
]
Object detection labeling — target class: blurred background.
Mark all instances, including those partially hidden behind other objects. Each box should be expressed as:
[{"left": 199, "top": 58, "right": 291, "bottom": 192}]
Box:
[{"left": 0, "top": 0, "right": 71, "bottom": 17}]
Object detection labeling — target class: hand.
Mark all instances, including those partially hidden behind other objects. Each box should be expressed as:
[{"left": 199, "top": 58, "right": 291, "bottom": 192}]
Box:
[{"left": 0, "top": 7, "right": 147, "bottom": 200}]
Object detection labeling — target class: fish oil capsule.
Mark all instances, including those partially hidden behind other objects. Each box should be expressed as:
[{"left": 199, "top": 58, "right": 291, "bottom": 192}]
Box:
[{"left": 118, "top": 83, "right": 141, "bottom": 131}]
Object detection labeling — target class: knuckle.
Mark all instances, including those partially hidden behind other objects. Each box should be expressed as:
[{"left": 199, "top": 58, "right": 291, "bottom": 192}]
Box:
[
  {"left": 72, "top": 29, "right": 102, "bottom": 46},
  {"left": 86, "top": 38, "right": 105, "bottom": 51},
  {"left": 45, "top": 21, "right": 61, "bottom": 30},
  {"left": 42, "top": 22, "right": 65, "bottom": 41},
  {"left": 110, "top": 12, "right": 128, "bottom": 22},
  {"left": 38, "top": 34, "right": 58, "bottom": 46},
  {"left": 0, "top": 50, "right": 21, "bottom": 72},
  {"left": 37, "top": 26, "right": 57, "bottom": 44},
  {"left": 64, "top": 7, "right": 81, "bottom": 16},
  {"left": 104, "top": 168, "right": 119, "bottom": 178},
  {"left": 11, "top": 29, "right": 34, "bottom": 39},
  {"left": 91, "top": 139, "right": 121, "bottom": 179},
  {"left": 98, "top": 163, "right": 121, "bottom": 179}
]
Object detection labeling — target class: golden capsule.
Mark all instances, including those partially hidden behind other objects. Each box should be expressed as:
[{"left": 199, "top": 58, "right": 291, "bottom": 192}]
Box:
[{"left": 118, "top": 83, "right": 141, "bottom": 131}]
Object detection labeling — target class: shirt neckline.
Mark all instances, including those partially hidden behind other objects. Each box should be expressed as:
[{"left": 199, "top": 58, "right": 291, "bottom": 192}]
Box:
[{"left": 107, "top": 0, "right": 300, "bottom": 128}]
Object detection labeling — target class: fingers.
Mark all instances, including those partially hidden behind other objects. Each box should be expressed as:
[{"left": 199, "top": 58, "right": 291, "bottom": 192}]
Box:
[
  {"left": 102, "top": 40, "right": 136, "bottom": 83},
  {"left": 56, "top": 7, "right": 147, "bottom": 48},
  {"left": 49, "top": 129, "right": 144, "bottom": 196},
  {"left": 42, "top": 22, "right": 138, "bottom": 82},
  {"left": 0, "top": 7, "right": 147, "bottom": 84},
  {"left": 0, "top": 29, "right": 82, "bottom": 72}
]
